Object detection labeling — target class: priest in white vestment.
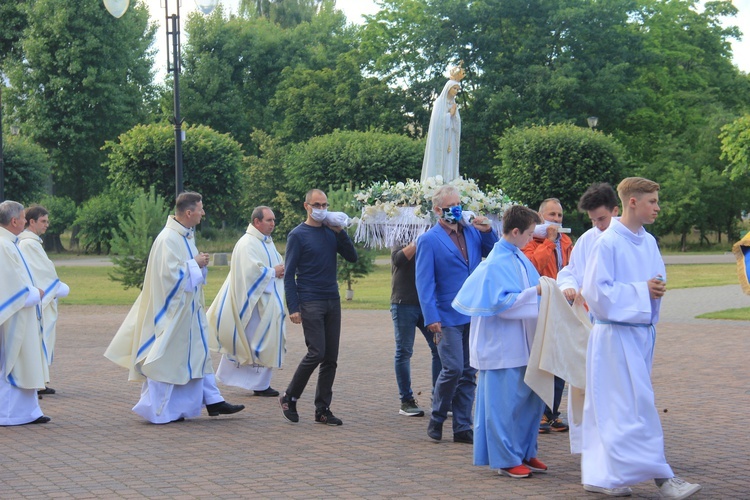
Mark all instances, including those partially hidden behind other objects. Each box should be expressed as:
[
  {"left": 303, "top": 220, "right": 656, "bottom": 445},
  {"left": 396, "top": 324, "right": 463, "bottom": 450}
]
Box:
[
  {"left": 0, "top": 201, "right": 49, "bottom": 425},
  {"left": 580, "top": 178, "right": 701, "bottom": 498},
  {"left": 105, "top": 192, "right": 244, "bottom": 424},
  {"left": 452, "top": 205, "right": 548, "bottom": 479},
  {"left": 18, "top": 206, "right": 70, "bottom": 395},
  {"left": 207, "top": 206, "right": 286, "bottom": 397}
]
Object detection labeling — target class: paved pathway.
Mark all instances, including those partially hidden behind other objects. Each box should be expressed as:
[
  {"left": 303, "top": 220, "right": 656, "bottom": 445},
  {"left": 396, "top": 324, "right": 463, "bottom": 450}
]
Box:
[{"left": 1, "top": 300, "right": 748, "bottom": 498}]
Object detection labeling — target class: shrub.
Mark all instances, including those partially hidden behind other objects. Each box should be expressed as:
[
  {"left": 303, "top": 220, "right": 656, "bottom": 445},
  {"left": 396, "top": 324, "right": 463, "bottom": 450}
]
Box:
[
  {"left": 110, "top": 187, "right": 170, "bottom": 290},
  {"left": 104, "top": 122, "right": 244, "bottom": 223},
  {"left": 3, "top": 135, "right": 52, "bottom": 204},
  {"left": 284, "top": 130, "right": 424, "bottom": 200},
  {"left": 494, "top": 123, "right": 625, "bottom": 216},
  {"left": 75, "top": 190, "right": 134, "bottom": 254}
]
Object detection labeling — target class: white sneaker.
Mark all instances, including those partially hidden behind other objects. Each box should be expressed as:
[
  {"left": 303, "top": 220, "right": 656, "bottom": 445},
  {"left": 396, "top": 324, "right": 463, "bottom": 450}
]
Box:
[
  {"left": 657, "top": 477, "right": 702, "bottom": 499},
  {"left": 583, "top": 484, "right": 633, "bottom": 496}
]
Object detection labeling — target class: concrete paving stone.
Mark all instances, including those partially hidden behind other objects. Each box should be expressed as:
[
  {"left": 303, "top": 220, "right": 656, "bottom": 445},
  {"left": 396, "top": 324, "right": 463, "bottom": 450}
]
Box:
[{"left": 1, "top": 304, "right": 747, "bottom": 498}]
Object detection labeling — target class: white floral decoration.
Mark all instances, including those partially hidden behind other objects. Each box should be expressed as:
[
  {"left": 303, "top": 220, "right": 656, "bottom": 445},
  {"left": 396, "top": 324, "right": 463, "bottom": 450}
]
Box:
[{"left": 353, "top": 176, "right": 516, "bottom": 248}]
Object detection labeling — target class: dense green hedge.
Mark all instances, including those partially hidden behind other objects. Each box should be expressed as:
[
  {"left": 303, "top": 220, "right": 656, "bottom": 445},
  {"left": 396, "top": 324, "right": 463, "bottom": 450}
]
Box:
[{"left": 494, "top": 123, "right": 626, "bottom": 214}]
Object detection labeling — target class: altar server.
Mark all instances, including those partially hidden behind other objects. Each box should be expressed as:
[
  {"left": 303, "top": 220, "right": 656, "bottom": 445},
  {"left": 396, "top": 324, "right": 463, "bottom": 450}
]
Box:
[{"left": 580, "top": 177, "right": 700, "bottom": 498}]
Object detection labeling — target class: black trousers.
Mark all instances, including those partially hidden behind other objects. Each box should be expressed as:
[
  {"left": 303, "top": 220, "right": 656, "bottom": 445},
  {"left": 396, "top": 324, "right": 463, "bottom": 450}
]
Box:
[
  {"left": 543, "top": 375, "right": 565, "bottom": 420},
  {"left": 285, "top": 299, "right": 341, "bottom": 411}
]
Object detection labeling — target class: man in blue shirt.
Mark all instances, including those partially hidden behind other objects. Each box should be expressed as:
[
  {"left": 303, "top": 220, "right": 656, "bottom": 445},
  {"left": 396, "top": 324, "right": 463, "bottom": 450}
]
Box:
[
  {"left": 279, "top": 189, "right": 358, "bottom": 426},
  {"left": 416, "top": 185, "right": 498, "bottom": 444}
]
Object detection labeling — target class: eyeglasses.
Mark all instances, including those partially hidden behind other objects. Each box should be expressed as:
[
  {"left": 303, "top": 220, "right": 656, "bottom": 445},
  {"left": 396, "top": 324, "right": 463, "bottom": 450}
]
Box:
[{"left": 307, "top": 203, "right": 329, "bottom": 209}]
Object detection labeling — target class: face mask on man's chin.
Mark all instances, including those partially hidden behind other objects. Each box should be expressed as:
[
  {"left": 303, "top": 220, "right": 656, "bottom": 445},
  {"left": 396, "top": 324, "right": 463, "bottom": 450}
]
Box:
[{"left": 310, "top": 208, "right": 328, "bottom": 222}]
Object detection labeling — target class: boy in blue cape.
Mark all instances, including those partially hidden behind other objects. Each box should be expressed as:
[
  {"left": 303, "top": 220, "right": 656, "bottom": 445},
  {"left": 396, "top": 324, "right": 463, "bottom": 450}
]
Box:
[{"left": 452, "top": 204, "right": 547, "bottom": 479}]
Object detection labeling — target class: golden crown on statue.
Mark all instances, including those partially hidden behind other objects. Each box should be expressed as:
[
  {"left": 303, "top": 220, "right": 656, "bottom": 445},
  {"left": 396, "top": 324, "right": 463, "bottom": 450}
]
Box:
[{"left": 449, "top": 61, "right": 466, "bottom": 82}]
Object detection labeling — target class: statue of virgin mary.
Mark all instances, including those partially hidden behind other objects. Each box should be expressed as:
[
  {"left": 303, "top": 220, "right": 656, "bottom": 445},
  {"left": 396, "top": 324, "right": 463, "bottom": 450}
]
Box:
[{"left": 421, "top": 64, "right": 465, "bottom": 183}]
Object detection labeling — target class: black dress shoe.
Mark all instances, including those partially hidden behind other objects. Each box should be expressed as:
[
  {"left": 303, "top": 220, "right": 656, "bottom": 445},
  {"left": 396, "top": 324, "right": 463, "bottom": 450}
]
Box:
[
  {"left": 37, "top": 387, "right": 56, "bottom": 395},
  {"left": 454, "top": 429, "right": 473, "bottom": 444},
  {"left": 253, "top": 387, "right": 280, "bottom": 397},
  {"left": 27, "top": 416, "right": 51, "bottom": 424},
  {"left": 206, "top": 401, "right": 245, "bottom": 416},
  {"left": 427, "top": 418, "right": 443, "bottom": 441},
  {"left": 171, "top": 417, "right": 185, "bottom": 423}
]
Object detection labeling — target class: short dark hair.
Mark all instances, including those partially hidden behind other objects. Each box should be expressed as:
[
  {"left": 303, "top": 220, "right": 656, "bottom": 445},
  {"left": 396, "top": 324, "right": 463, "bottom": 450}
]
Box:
[
  {"left": 577, "top": 183, "right": 618, "bottom": 212},
  {"left": 175, "top": 191, "right": 202, "bottom": 215},
  {"left": 502, "top": 205, "right": 541, "bottom": 235},
  {"left": 251, "top": 206, "right": 272, "bottom": 224},
  {"left": 25, "top": 205, "right": 49, "bottom": 227},
  {"left": 305, "top": 189, "right": 325, "bottom": 203}
]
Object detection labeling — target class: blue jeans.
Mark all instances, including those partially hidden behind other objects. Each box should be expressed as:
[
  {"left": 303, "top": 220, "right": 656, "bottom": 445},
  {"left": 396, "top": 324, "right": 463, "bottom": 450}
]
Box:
[
  {"left": 391, "top": 303, "right": 441, "bottom": 402},
  {"left": 431, "top": 324, "right": 477, "bottom": 433}
]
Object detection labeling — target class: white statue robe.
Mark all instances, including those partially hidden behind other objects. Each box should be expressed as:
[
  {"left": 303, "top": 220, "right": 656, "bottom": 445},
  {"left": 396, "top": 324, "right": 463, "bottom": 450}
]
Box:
[
  {"left": 105, "top": 216, "right": 216, "bottom": 423},
  {"left": 421, "top": 79, "right": 461, "bottom": 183},
  {"left": 580, "top": 218, "right": 674, "bottom": 488},
  {"left": 0, "top": 227, "right": 46, "bottom": 425},
  {"left": 207, "top": 224, "right": 286, "bottom": 390},
  {"left": 18, "top": 230, "right": 70, "bottom": 366}
]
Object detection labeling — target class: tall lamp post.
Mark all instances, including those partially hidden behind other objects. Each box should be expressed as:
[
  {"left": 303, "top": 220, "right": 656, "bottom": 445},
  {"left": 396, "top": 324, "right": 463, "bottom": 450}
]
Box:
[
  {"left": 587, "top": 116, "right": 599, "bottom": 130},
  {"left": 104, "top": 0, "right": 219, "bottom": 200}
]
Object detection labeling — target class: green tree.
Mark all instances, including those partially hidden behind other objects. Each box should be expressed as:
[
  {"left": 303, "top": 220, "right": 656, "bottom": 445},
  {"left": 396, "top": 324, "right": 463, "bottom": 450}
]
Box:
[
  {"left": 5, "top": 0, "right": 156, "bottom": 203},
  {"left": 241, "top": 130, "right": 291, "bottom": 226},
  {"left": 179, "top": 4, "right": 359, "bottom": 148},
  {"left": 720, "top": 115, "right": 750, "bottom": 181},
  {"left": 240, "top": 0, "right": 330, "bottom": 27},
  {"left": 284, "top": 130, "right": 424, "bottom": 200},
  {"left": 270, "top": 51, "right": 410, "bottom": 143},
  {"left": 618, "top": 0, "right": 748, "bottom": 167},
  {"left": 361, "top": 0, "right": 645, "bottom": 183},
  {"left": 337, "top": 240, "right": 373, "bottom": 295},
  {"left": 644, "top": 107, "right": 749, "bottom": 249},
  {"left": 494, "top": 124, "right": 625, "bottom": 217},
  {"left": 2, "top": 134, "right": 52, "bottom": 204},
  {"left": 104, "top": 123, "right": 244, "bottom": 223},
  {"left": 0, "top": 1, "right": 27, "bottom": 67},
  {"left": 110, "top": 187, "right": 171, "bottom": 290}
]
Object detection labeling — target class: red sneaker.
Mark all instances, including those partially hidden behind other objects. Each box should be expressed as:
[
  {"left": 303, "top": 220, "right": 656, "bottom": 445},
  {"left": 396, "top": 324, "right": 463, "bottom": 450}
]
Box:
[
  {"left": 499, "top": 465, "right": 532, "bottom": 478},
  {"left": 523, "top": 458, "right": 548, "bottom": 473}
]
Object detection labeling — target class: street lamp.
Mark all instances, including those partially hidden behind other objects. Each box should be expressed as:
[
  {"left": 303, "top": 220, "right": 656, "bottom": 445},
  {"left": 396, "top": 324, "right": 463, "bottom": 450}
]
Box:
[
  {"left": 104, "top": 0, "right": 219, "bottom": 199},
  {"left": 587, "top": 116, "right": 599, "bottom": 130}
]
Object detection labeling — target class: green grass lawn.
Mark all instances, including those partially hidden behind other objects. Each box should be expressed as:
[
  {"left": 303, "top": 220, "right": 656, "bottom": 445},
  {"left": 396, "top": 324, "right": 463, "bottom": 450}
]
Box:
[
  {"left": 58, "top": 262, "right": 741, "bottom": 310},
  {"left": 697, "top": 307, "right": 750, "bottom": 321},
  {"left": 663, "top": 263, "right": 737, "bottom": 288},
  {"left": 58, "top": 266, "right": 230, "bottom": 306}
]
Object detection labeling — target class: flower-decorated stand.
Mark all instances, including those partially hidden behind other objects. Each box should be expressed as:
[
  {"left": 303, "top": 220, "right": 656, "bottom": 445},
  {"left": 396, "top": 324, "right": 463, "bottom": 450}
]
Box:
[{"left": 353, "top": 176, "right": 513, "bottom": 249}]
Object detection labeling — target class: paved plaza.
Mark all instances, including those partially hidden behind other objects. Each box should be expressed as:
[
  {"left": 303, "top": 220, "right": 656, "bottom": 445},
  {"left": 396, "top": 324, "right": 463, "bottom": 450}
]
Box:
[{"left": 1, "top": 294, "right": 749, "bottom": 498}]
